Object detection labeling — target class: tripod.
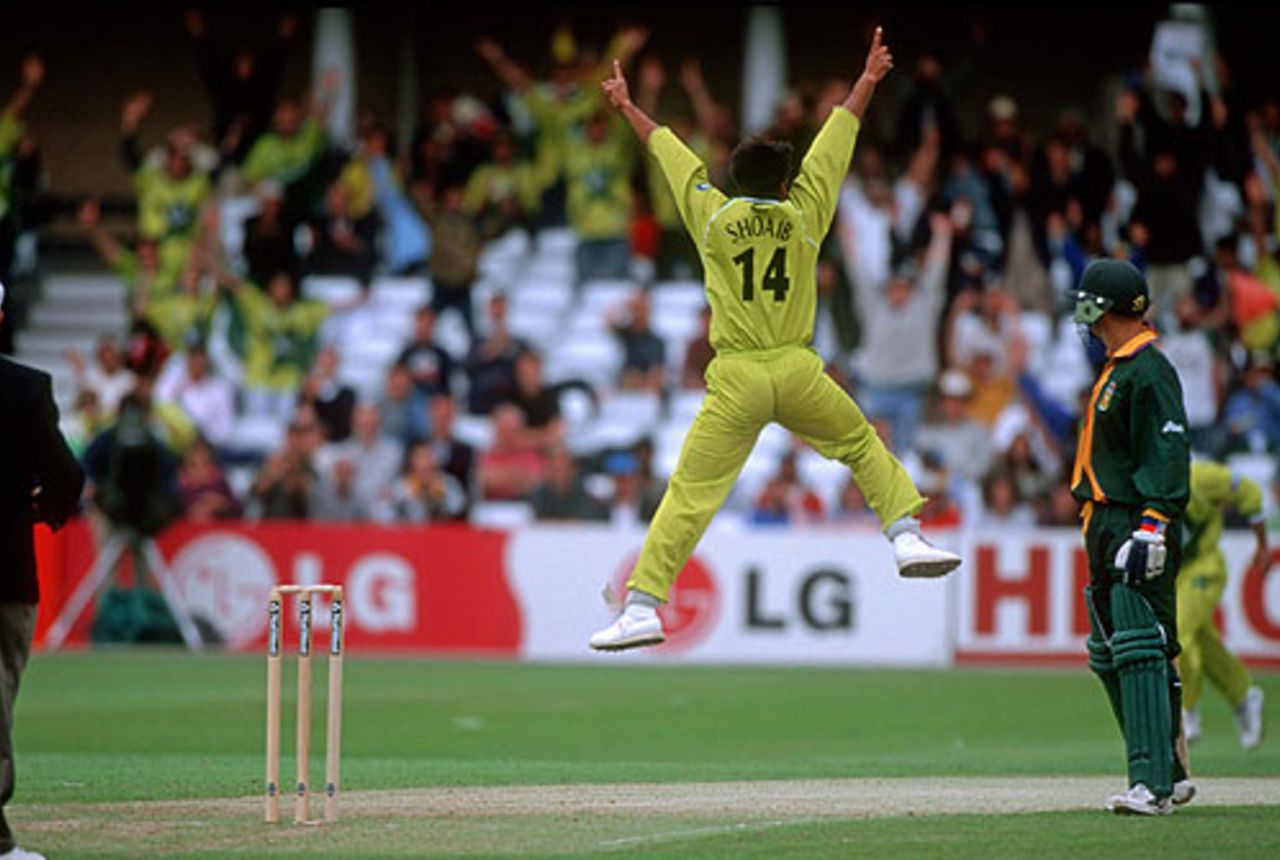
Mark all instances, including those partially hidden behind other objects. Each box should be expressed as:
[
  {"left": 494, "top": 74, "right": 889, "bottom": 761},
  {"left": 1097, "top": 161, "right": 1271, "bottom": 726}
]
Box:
[{"left": 44, "top": 528, "right": 204, "bottom": 651}]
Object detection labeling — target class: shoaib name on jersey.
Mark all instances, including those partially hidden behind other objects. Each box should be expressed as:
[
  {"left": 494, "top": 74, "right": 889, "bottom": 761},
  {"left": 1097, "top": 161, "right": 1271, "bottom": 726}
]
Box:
[{"left": 724, "top": 212, "right": 793, "bottom": 244}]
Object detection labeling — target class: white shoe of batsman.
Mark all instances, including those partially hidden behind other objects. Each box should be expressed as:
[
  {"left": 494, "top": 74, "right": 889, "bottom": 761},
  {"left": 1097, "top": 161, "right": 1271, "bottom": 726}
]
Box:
[
  {"left": 1106, "top": 783, "right": 1173, "bottom": 816},
  {"left": 893, "top": 532, "right": 961, "bottom": 579},
  {"left": 1237, "top": 686, "right": 1265, "bottom": 750},
  {"left": 589, "top": 606, "right": 665, "bottom": 652},
  {"left": 1171, "top": 779, "right": 1196, "bottom": 806},
  {"left": 0, "top": 847, "right": 48, "bottom": 860}
]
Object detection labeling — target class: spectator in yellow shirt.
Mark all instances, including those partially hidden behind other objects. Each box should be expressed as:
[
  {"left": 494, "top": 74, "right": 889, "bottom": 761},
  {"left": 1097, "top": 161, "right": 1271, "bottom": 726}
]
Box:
[{"left": 119, "top": 93, "right": 212, "bottom": 280}]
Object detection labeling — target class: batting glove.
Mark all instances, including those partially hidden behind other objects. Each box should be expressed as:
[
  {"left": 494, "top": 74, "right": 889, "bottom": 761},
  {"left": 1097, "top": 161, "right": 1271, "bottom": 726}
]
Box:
[{"left": 1114, "top": 516, "right": 1168, "bottom": 586}]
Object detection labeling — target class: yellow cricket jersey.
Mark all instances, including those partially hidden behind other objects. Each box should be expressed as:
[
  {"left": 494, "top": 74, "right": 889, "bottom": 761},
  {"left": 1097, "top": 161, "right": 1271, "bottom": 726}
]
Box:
[
  {"left": 564, "top": 119, "right": 635, "bottom": 241},
  {"left": 0, "top": 114, "right": 23, "bottom": 220},
  {"left": 1183, "top": 460, "right": 1265, "bottom": 575},
  {"left": 110, "top": 247, "right": 184, "bottom": 300},
  {"left": 463, "top": 161, "right": 541, "bottom": 216},
  {"left": 648, "top": 107, "right": 860, "bottom": 354},
  {"left": 233, "top": 286, "right": 328, "bottom": 389},
  {"left": 242, "top": 119, "right": 327, "bottom": 185},
  {"left": 134, "top": 166, "right": 211, "bottom": 243},
  {"left": 145, "top": 291, "right": 218, "bottom": 350},
  {"left": 648, "top": 130, "right": 711, "bottom": 231}
]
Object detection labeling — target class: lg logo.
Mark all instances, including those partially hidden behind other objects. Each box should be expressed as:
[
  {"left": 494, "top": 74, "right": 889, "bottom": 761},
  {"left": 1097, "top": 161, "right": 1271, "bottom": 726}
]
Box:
[{"left": 745, "top": 567, "right": 856, "bottom": 632}]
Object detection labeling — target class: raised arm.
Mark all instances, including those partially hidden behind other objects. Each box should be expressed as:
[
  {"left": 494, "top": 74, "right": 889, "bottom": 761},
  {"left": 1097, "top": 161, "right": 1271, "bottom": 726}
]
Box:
[
  {"left": 842, "top": 27, "right": 894, "bottom": 120},
  {"left": 791, "top": 27, "right": 894, "bottom": 236},
  {"left": 602, "top": 59, "right": 725, "bottom": 239},
  {"left": 3, "top": 55, "right": 44, "bottom": 122},
  {"left": 120, "top": 91, "right": 153, "bottom": 172},
  {"left": 589, "top": 26, "right": 649, "bottom": 88},
  {"left": 477, "top": 38, "right": 534, "bottom": 94},
  {"left": 601, "top": 59, "right": 658, "bottom": 144},
  {"left": 680, "top": 58, "right": 720, "bottom": 139},
  {"left": 77, "top": 199, "right": 125, "bottom": 268},
  {"left": 635, "top": 57, "right": 664, "bottom": 119}
]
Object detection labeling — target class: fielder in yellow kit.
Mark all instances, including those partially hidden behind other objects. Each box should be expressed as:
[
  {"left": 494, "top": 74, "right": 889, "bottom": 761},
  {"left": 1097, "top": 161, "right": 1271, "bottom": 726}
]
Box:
[
  {"left": 591, "top": 28, "right": 960, "bottom": 651},
  {"left": 1179, "top": 460, "right": 1266, "bottom": 749}
]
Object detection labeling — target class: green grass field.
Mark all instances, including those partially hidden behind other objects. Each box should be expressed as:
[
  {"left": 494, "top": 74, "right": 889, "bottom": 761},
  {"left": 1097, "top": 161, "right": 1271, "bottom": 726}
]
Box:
[{"left": 10, "top": 653, "right": 1280, "bottom": 858}]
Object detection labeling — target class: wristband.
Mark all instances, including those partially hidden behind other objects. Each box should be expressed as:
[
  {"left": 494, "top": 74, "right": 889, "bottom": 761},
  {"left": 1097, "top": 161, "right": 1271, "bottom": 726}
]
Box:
[{"left": 1139, "top": 510, "right": 1168, "bottom": 537}]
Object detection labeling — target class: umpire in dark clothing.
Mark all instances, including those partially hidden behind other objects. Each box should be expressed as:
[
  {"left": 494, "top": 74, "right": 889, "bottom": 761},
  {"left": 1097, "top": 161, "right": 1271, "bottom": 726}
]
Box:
[{"left": 0, "top": 286, "right": 84, "bottom": 858}]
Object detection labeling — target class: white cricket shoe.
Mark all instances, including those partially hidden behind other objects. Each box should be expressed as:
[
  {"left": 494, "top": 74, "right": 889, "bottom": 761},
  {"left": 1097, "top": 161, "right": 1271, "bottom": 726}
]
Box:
[
  {"left": 589, "top": 606, "right": 665, "bottom": 652},
  {"left": 1171, "top": 779, "right": 1196, "bottom": 806},
  {"left": 1183, "top": 707, "right": 1202, "bottom": 744},
  {"left": 1236, "top": 686, "right": 1265, "bottom": 750},
  {"left": 1106, "top": 783, "right": 1173, "bottom": 816},
  {"left": 0, "top": 847, "right": 48, "bottom": 860},
  {"left": 893, "top": 532, "right": 961, "bottom": 578}
]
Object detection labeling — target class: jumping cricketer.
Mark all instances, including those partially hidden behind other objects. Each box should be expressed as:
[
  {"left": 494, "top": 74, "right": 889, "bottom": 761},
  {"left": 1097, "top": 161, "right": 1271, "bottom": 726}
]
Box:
[
  {"left": 1072, "top": 259, "right": 1192, "bottom": 815},
  {"left": 1179, "top": 460, "right": 1266, "bottom": 749},
  {"left": 590, "top": 27, "right": 960, "bottom": 652}
]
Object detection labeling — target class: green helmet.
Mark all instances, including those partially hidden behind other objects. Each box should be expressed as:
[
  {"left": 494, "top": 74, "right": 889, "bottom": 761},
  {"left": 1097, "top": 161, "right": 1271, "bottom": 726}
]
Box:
[{"left": 1072, "top": 259, "right": 1150, "bottom": 324}]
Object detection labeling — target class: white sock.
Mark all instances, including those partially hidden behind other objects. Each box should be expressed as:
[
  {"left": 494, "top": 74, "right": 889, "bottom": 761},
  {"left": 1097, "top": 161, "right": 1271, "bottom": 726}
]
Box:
[
  {"left": 885, "top": 516, "right": 922, "bottom": 541},
  {"left": 625, "top": 589, "right": 662, "bottom": 609}
]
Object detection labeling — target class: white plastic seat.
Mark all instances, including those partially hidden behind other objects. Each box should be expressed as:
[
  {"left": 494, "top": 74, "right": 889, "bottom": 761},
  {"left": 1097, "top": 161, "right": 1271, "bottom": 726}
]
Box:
[
  {"left": 226, "top": 415, "right": 286, "bottom": 455},
  {"left": 544, "top": 336, "right": 623, "bottom": 389},
  {"left": 509, "top": 280, "right": 574, "bottom": 316},
  {"left": 581, "top": 280, "right": 637, "bottom": 314},
  {"left": 302, "top": 276, "right": 363, "bottom": 308},
  {"left": 668, "top": 390, "right": 705, "bottom": 424},
  {"left": 434, "top": 311, "right": 473, "bottom": 361},
  {"left": 651, "top": 281, "right": 706, "bottom": 314},
  {"left": 452, "top": 414, "right": 494, "bottom": 451},
  {"left": 598, "top": 391, "right": 662, "bottom": 430},
  {"left": 370, "top": 276, "right": 431, "bottom": 312},
  {"left": 534, "top": 228, "right": 578, "bottom": 259},
  {"left": 470, "top": 501, "right": 535, "bottom": 528},
  {"left": 797, "top": 449, "right": 851, "bottom": 514}
]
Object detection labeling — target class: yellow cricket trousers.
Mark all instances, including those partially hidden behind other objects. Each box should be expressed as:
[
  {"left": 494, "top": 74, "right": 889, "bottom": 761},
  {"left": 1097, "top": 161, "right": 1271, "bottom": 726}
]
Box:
[
  {"left": 1176, "top": 552, "right": 1251, "bottom": 710},
  {"left": 628, "top": 347, "right": 924, "bottom": 601}
]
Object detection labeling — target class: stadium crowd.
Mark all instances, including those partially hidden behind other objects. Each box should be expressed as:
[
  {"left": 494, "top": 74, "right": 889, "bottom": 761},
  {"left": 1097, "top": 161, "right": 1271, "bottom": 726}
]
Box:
[{"left": 5, "top": 12, "right": 1280, "bottom": 531}]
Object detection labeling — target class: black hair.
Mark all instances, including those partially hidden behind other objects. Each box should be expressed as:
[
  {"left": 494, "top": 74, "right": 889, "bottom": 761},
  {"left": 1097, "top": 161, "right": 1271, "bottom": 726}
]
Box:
[{"left": 729, "top": 137, "right": 794, "bottom": 200}]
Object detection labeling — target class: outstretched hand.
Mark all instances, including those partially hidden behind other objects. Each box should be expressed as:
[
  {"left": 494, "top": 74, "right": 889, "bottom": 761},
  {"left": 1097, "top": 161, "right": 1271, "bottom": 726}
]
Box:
[
  {"left": 863, "top": 26, "right": 893, "bottom": 83},
  {"left": 601, "top": 59, "right": 631, "bottom": 110}
]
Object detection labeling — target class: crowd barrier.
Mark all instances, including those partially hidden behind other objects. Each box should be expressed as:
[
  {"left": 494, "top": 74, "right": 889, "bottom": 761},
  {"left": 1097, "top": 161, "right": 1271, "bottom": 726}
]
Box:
[{"left": 32, "top": 520, "right": 1280, "bottom": 667}]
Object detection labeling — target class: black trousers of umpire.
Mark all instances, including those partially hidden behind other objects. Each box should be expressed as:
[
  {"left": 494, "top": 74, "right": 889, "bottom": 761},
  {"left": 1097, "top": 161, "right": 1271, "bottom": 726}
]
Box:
[{"left": 0, "top": 603, "right": 36, "bottom": 853}]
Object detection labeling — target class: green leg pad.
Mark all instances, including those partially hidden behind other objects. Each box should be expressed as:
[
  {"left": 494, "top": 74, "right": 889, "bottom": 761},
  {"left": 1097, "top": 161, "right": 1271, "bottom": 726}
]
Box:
[
  {"left": 1085, "top": 586, "right": 1124, "bottom": 733},
  {"left": 1111, "top": 584, "right": 1174, "bottom": 798}
]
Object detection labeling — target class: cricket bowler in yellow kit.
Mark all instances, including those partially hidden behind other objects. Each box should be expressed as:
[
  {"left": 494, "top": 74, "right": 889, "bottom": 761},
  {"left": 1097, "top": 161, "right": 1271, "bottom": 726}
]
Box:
[
  {"left": 1179, "top": 460, "right": 1266, "bottom": 749},
  {"left": 590, "top": 28, "right": 960, "bottom": 651}
]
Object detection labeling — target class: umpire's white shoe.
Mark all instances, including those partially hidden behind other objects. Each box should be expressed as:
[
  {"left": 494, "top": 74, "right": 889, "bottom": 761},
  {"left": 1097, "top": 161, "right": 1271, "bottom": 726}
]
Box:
[
  {"left": 0, "top": 847, "right": 48, "bottom": 860},
  {"left": 893, "top": 533, "right": 961, "bottom": 578},
  {"left": 1171, "top": 779, "right": 1196, "bottom": 806},
  {"left": 1183, "top": 707, "right": 1202, "bottom": 744},
  {"left": 589, "top": 606, "right": 665, "bottom": 652},
  {"left": 1236, "top": 686, "right": 1265, "bottom": 750},
  {"left": 1106, "top": 783, "right": 1173, "bottom": 816}
]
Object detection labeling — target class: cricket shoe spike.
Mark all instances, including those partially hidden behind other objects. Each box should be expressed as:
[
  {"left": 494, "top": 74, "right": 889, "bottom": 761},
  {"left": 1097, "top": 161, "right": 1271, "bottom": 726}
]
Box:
[
  {"left": 1183, "top": 707, "right": 1202, "bottom": 744},
  {"left": 893, "top": 532, "right": 961, "bottom": 578},
  {"left": 589, "top": 605, "right": 665, "bottom": 652},
  {"left": 1106, "top": 783, "right": 1173, "bottom": 816},
  {"left": 1236, "top": 686, "right": 1265, "bottom": 750},
  {"left": 1171, "top": 779, "right": 1196, "bottom": 806}
]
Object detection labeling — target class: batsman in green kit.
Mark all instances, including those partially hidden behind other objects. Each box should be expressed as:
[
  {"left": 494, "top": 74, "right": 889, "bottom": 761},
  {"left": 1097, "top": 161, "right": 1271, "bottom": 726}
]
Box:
[
  {"left": 1071, "top": 259, "right": 1192, "bottom": 815},
  {"left": 590, "top": 28, "right": 960, "bottom": 653}
]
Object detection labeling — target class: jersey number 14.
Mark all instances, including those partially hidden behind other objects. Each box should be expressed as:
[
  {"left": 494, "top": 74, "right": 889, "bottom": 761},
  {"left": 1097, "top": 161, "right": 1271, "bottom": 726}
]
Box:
[{"left": 732, "top": 247, "right": 790, "bottom": 303}]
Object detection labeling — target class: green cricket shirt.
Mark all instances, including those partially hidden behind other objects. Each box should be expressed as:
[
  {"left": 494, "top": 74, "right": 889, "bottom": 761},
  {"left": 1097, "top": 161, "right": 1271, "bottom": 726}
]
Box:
[{"left": 1071, "top": 329, "right": 1191, "bottom": 522}]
